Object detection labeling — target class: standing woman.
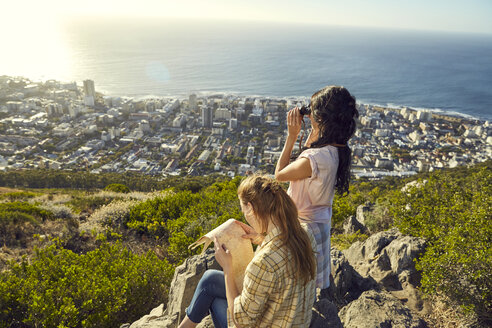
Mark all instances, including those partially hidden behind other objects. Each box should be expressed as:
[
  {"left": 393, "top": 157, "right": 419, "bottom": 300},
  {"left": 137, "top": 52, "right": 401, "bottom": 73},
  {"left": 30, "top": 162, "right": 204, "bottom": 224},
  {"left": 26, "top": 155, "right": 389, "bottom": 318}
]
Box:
[
  {"left": 275, "top": 86, "right": 359, "bottom": 290},
  {"left": 179, "top": 175, "right": 317, "bottom": 328}
]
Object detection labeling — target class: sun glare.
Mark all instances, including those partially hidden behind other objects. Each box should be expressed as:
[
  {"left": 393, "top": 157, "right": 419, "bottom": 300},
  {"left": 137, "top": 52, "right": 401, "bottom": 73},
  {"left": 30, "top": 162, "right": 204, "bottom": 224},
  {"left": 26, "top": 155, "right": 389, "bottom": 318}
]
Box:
[{"left": 0, "top": 5, "right": 71, "bottom": 81}]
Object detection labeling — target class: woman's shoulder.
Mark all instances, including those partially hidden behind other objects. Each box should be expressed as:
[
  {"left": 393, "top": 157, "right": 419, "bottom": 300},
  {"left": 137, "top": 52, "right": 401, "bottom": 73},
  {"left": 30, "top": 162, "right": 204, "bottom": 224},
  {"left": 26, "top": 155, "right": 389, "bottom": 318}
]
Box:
[
  {"left": 301, "top": 145, "right": 337, "bottom": 155},
  {"left": 300, "top": 146, "right": 338, "bottom": 165},
  {"left": 251, "top": 238, "right": 289, "bottom": 273}
]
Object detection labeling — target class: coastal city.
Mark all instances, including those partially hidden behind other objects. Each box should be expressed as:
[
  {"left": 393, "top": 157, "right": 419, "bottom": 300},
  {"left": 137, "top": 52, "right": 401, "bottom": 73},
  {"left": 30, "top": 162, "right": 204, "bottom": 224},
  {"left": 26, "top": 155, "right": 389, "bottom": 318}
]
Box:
[{"left": 0, "top": 75, "right": 490, "bottom": 179}]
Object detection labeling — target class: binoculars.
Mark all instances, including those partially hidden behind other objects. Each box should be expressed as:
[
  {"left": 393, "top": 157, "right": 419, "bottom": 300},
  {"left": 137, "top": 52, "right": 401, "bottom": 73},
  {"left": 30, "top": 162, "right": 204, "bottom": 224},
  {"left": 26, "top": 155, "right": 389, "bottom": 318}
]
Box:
[{"left": 299, "top": 105, "right": 311, "bottom": 116}]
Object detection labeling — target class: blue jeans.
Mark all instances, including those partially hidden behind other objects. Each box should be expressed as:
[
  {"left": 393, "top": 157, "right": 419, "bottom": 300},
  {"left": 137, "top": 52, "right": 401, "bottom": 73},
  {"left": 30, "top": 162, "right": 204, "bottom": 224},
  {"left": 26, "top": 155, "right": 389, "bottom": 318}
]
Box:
[{"left": 186, "top": 269, "right": 228, "bottom": 328}]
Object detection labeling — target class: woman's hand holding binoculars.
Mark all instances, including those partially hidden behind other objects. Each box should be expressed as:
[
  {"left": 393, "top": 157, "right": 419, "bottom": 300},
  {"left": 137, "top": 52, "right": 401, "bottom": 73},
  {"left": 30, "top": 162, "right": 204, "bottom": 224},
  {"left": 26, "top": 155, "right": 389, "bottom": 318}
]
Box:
[{"left": 287, "top": 107, "right": 303, "bottom": 138}]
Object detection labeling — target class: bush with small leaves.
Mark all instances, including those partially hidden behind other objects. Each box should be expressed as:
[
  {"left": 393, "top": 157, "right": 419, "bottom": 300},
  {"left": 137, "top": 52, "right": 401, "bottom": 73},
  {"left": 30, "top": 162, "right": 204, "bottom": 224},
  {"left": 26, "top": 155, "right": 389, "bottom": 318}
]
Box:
[
  {"left": 390, "top": 166, "right": 491, "bottom": 324},
  {"left": 104, "top": 183, "right": 131, "bottom": 193},
  {"left": 0, "top": 241, "right": 174, "bottom": 328}
]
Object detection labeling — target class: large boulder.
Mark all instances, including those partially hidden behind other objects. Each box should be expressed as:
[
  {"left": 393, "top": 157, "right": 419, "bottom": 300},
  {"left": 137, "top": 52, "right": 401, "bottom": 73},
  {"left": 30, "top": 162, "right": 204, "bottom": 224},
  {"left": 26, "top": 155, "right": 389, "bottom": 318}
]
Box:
[
  {"left": 163, "top": 248, "right": 220, "bottom": 324},
  {"left": 342, "top": 228, "right": 429, "bottom": 315},
  {"left": 128, "top": 248, "right": 219, "bottom": 328},
  {"left": 338, "top": 290, "right": 428, "bottom": 328},
  {"left": 310, "top": 298, "right": 343, "bottom": 328},
  {"left": 327, "top": 248, "right": 377, "bottom": 307},
  {"left": 344, "top": 228, "right": 401, "bottom": 265},
  {"left": 126, "top": 304, "right": 177, "bottom": 328},
  {"left": 343, "top": 228, "right": 426, "bottom": 289}
]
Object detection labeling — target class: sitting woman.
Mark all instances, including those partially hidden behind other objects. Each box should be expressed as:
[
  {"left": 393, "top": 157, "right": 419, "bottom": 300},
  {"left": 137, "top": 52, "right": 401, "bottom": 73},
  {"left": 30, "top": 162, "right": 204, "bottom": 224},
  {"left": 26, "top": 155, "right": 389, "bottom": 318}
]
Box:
[{"left": 179, "top": 175, "right": 317, "bottom": 328}]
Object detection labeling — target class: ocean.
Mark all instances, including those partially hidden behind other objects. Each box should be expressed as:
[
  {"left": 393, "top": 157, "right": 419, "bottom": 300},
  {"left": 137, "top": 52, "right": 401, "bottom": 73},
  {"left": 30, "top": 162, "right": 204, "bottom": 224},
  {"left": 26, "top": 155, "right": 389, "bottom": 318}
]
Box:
[{"left": 15, "top": 18, "right": 492, "bottom": 120}]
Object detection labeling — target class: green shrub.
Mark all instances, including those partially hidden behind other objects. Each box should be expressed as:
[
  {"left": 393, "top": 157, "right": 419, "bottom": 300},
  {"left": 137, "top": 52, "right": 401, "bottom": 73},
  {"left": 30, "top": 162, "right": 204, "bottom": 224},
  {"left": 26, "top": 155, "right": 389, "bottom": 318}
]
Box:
[
  {"left": 362, "top": 199, "right": 394, "bottom": 233},
  {"left": 0, "top": 241, "right": 174, "bottom": 328},
  {"left": 69, "top": 196, "right": 118, "bottom": 214},
  {"left": 0, "top": 202, "right": 56, "bottom": 246},
  {"left": 127, "top": 190, "right": 200, "bottom": 237},
  {"left": 332, "top": 186, "right": 365, "bottom": 228},
  {"left": 0, "top": 202, "right": 54, "bottom": 222},
  {"left": 332, "top": 232, "right": 369, "bottom": 250},
  {"left": 391, "top": 167, "right": 491, "bottom": 323},
  {"left": 126, "top": 177, "right": 244, "bottom": 263},
  {"left": 104, "top": 183, "right": 130, "bottom": 193}
]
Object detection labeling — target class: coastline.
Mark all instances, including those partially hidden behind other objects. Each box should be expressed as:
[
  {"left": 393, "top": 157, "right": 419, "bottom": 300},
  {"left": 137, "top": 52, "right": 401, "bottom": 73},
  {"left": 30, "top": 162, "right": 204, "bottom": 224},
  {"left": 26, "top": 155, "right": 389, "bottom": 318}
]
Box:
[{"left": 5, "top": 74, "right": 491, "bottom": 122}]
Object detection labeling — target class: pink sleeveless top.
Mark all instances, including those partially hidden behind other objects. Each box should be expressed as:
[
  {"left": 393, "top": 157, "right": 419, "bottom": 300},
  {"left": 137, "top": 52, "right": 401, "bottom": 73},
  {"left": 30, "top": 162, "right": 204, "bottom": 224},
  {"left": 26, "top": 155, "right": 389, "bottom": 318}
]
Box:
[{"left": 287, "top": 146, "right": 339, "bottom": 223}]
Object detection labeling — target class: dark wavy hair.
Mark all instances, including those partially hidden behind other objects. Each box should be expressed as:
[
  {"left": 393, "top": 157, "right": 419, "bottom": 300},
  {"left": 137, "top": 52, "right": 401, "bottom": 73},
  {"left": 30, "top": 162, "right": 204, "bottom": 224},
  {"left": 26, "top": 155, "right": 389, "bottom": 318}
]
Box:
[{"left": 309, "top": 86, "right": 359, "bottom": 195}]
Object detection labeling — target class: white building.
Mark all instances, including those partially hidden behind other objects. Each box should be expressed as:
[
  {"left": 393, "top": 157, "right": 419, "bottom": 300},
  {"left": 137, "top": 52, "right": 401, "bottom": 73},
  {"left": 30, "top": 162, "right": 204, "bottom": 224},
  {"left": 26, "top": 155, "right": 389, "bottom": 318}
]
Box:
[
  {"left": 215, "top": 108, "right": 231, "bottom": 120},
  {"left": 101, "top": 131, "right": 111, "bottom": 142},
  {"left": 110, "top": 127, "right": 120, "bottom": 139},
  {"left": 84, "top": 95, "right": 95, "bottom": 107},
  {"left": 83, "top": 80, "right": 96, "bottom": 97},
  {"left": 139, "top": 120, "right": 151, "bottom": 133},
  {"left": 173, "top": 114, "right": 187, "bottom": 128}
]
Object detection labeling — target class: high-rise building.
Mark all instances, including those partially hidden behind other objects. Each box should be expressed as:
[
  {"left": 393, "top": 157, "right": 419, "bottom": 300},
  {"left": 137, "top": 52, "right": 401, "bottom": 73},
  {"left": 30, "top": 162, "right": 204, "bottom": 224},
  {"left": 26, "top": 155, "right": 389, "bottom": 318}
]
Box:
[
  {"left": 83, "top": 80, "right": 96, "bottom": 97},
  {"left": 201, "top": 106, "right": 213, "bottom": 128},
  {"left": 189, "top": 94, "right": 197, "bottom": 111},
  {"left": 83, "top": 80, "right": 96, "bottom": 107},
  {"left": 229, "top": 118, "right": 238, "bottom": 130}
]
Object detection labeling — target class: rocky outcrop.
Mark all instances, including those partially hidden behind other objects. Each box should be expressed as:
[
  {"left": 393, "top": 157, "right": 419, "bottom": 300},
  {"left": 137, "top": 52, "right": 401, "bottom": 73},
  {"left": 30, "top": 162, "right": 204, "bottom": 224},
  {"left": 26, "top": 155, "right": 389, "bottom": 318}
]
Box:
[
  {"left": 127, "top": 228, "right": 429, "bottom": 328},
  {"left": 342, "top": 228, "right": 430, "bottom": 316},
  {"left": 327, "top": 248, "right": 377, "bottom": 306},
  {"left": 128, "top": 248, "right": 220, "bottom": 328},
  {"left": 343, "top": 228, "right": 425, "bottom": 290},
  {"left": 310, "top": 298, "right": 343, "bottom": 328},
  {"left": 343, "top": 215, "right": 369, "bottom": 235},
  {"left": 338, "top": 290, "right": 428, "bottom": 328}
]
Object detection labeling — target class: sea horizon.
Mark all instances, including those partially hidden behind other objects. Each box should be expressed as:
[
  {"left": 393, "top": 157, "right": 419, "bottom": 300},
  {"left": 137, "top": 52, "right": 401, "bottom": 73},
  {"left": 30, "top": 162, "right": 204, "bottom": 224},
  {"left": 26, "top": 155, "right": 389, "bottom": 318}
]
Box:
[{"left": 3, "top": 18, "right": 492, "bottom": 121}]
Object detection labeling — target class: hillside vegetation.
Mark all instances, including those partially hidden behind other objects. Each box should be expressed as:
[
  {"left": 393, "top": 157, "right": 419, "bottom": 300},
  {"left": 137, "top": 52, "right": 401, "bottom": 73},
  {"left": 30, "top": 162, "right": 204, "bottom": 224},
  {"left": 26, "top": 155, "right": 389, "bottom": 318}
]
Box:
[{"left": 0, "top": 161, "right": 490, "bottom": 327}]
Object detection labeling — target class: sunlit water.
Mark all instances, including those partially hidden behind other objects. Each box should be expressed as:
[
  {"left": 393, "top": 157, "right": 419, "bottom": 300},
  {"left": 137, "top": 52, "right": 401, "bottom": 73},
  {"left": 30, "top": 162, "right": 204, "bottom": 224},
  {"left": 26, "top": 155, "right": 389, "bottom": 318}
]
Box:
[{"left": 2, "top": 18, "right": 492, "bottom": 120}]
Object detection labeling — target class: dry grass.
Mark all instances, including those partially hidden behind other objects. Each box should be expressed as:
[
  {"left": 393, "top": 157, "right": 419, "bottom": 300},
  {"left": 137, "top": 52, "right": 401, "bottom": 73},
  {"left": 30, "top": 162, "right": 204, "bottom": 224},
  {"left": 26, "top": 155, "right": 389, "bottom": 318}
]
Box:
[
  {"left": 32, "top": 193, "right": 73, "bottom": 204},
  {"left": 0, "top": 187, "right": 21, "bottom": 194},
  {"left": 424, "top": 294, "right": 480, "bottom": 328}
]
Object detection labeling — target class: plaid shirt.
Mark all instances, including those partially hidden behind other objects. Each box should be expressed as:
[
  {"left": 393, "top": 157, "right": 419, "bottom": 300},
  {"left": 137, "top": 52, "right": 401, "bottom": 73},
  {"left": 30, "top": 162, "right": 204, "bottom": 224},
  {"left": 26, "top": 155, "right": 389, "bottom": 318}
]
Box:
[{"left": 230, "top": 225, "right": 316, "bottom": 327}]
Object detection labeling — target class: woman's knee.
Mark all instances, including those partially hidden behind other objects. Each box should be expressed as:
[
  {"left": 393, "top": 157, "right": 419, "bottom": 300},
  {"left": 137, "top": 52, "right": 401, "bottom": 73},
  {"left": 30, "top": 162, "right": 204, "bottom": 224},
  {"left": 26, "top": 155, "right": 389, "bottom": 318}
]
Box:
[{"left": 197, "top": 269, "right": 224, "bottom": 290}]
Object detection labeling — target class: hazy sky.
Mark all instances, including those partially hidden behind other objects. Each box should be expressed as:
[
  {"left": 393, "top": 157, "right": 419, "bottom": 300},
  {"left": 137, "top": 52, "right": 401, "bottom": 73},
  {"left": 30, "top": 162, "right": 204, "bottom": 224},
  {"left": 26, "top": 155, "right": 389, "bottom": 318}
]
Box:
[{"left": 2, "top": 0, "right": 492, "bottom": 35}]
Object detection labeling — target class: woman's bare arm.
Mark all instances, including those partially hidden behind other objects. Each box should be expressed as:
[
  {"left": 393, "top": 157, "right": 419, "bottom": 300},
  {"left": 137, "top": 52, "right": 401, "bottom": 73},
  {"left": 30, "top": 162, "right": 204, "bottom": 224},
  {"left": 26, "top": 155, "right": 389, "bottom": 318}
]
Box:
[{"left": 275, "top": 107, "right": 312, "bottom": 182}]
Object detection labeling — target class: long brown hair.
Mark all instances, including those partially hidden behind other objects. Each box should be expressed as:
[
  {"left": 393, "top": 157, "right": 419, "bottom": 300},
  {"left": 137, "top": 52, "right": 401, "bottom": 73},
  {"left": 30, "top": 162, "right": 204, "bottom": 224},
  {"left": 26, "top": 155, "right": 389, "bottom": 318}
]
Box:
[
  {"left": 237, "top": 175, "right": 316, "bottom": 284},
  {"left": 310, "top": 85, "right": 359, "bottom": 195}
]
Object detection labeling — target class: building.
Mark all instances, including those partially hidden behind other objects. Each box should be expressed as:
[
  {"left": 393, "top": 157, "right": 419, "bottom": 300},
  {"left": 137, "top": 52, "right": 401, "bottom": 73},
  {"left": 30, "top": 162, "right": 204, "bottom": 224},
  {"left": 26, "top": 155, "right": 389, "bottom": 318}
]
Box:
[
  {"left": 416, "top": 110, "right": 432, "bottom": 122},
  {"left": 201, "top": 106, "right": 213, "bottom": 128},
  {"left": 83, "top": 80, "right": 96, "bottom": 97},
  {"left": 246, "top": 146, "right": 255, "bottom": 165},
  {"left": 45, "top": 103, "right": 63, "bottom": 117},
  {"left": 83, "top": 80, "right": 96, "bottom": 107},
  {"left": 173, "top": 114, "right": 187, "bottom": 128},
  {"left": 110, "top": 127, "right": 120, "bottom": 139},
  {"left": 189, "top": 94, "right": 197, "bottom": 111},
  {"left": 215, "top": 108, "right": 231, "bottom": 120},
  {"left": 139, "top": 120, "right": 151, "bottom": 133},
  {"left": 229, "top": 118, "right": 238, "bottom": 130},
  {"left": 101, "top": 131, "right": 111, "bottom": 142}
]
